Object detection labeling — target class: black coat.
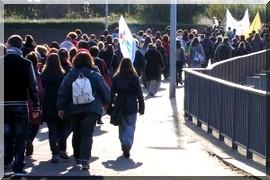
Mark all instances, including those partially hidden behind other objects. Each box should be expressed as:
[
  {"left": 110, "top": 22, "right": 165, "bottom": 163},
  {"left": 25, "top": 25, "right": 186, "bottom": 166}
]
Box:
[
  {"left": 41, "top": 71, "right": 64, "bottom": 120},
  {"left": 111, "top": 74, "right": 144, "bottom": 115},
  {"left": 144, "top": 49, "right": 164, "bottom": 81}
]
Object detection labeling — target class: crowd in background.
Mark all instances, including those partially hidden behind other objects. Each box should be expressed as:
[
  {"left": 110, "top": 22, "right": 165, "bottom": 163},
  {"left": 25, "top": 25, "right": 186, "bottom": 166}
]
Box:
[{"left": 2, "top": 22, "right": 270, "bottom": 175}]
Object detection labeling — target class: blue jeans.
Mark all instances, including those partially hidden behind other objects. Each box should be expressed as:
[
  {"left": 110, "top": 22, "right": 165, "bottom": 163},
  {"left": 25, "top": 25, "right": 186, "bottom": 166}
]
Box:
[
  {"left": 4, "top": 105, "right": 29, "bottom": 172},
  {"left": 70, "top": 113, "right": 99, "bottom": 162},
  {"left": 119, "top": 114, "right": 137, "bottom": 151}
]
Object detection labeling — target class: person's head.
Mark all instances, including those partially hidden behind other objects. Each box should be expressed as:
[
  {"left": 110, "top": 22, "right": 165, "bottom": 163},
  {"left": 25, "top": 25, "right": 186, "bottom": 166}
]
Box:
[
  {"left": 72, "top": 51, "right": 94, "bottom": 69},
  {"left": 188, "top": 33, "right": 194, "bottom": 41},
  {"left": 43, "top": 53, "right": 65, "bottom": 75},
  {"left": 228, "top": 27, "right": 231, "bottom": 31},
  {"left": 176, "top": 40, "right": 181, "bottom": 49},
  {"left": 58, "top": 48, "right": 70, "bottom": 64},
  {"left": 24, "top": 35, "right": 36, "bottom": 46},
  {"left": 97, "top": 41, "right": 105, "bottom": 50},
  {"left": 106, "top": 44, "right": 114, "bottom": 53},
  {"left": 238, "top": 41, "right": 246, "bottom": 49},
  {"left": 146, "top": 28, "right": 152, "bottom": 35},
  {"left": 240, "top": 35, "right": 246, "bottom": 41},
  {"left": 35, "top": 45, "right": 48, "bottom": 64},
  {"left": 99, "top": 35, "right": 106, "bottom": 42},
  {"left": 106, "top": 35, "right": 113, "bottom": 44},
  {"left": 162, "top": 34, "right": 169, "bottom": 43},
  {"left": 26, "top": 51, "right": 39, "bottom": 70},
  {"left": 138, "top": 30, "right": 144, "bottom": 37},
  {"left": 50, "top": 41, "right": 60, "bottom": 49},
  {"left": 147, "top": 43, "right": 155, "bottom": 50},
  {"left": 69, "top": 47, "right": 77, "bottom": 63},
  {"left": 49, "top": 47, "right": 59, "bottom": 54},
  {"left": 67, "top": 32, "right": 77, "bottom": 40},
  {"left": 223, "top": 37, "right": 229, "bottom": 44},
  {"left": 7, "top": 35, "right": 23, "bottom": 49},
  {"left": 75, "top": 29, "right": 82, "bottom": 38},
  {"left": 89, "top": 46, "right": 99, "bottom": 57},
  {"left": 103, "top": 30, "right": 109, "bottom": 37},
  {"left": 156, "top": 39, "right": 162, "bottom": 47},
  {"left": 77, "top": 40, "right": 89, "bottom": 50},
  {"left": 115, "top": 58, "right": 137, "bottom": 77},
  {"left": 82, "top": 34, "right": 89, "bottom": 41},
  {"left": 90, "top": 34, "right": 97, "bottom": 40}
]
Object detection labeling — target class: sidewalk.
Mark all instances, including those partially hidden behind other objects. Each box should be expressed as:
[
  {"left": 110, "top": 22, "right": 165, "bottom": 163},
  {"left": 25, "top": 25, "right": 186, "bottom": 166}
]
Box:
[{"left": 12, "top": 80, "right": 266, "bottom": 177}]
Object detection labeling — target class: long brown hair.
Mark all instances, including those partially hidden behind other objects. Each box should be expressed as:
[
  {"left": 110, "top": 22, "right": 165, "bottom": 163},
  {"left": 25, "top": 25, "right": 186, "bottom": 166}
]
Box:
[
  {"left": 42, "top": 53, "right": 65, "bottom": 75},
  {"left": 72, "top": 51, "right": 95, "bottom": 69},
  {"left": 115, "top": 58, "right": 138, "bottom": 77}
]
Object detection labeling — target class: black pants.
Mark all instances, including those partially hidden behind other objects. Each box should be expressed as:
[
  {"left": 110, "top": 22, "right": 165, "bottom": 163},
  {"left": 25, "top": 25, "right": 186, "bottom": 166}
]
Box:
[
  {"left": 26, "top": 123, "right": 39, "bottom": 143},
  {"left": 70, "top": 113, "right": 99, "bottom": 162},
  {"left": 46, "top": 117, "right": 71, "bottom": 156},
  {"left": 176, "top": 61, "right": 184, "bottom": 85},
  {"left": 4, "top": 105, "right": 29, "bottom": 172}
]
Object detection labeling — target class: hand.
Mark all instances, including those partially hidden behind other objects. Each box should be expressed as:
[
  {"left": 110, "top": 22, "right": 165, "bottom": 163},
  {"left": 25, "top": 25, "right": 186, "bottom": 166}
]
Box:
[
  {"left": 32, "top": 112, "right": 39, "bottom": 119},
  {"left": 58, "top": 110, "right": 64, "bottom": 120}
]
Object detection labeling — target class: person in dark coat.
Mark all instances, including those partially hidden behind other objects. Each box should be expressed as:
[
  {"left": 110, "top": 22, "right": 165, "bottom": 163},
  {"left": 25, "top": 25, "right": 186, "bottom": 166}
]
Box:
[
  {"left": 235, "top": 42, "right": 248, "bottom": 56},
  {"left": 4, "top": 35, "right": 40, "bottom": 175},
  {"left": 251, "top": 33, "right": 263, "bottom": 53},
  {"left": 57, "top": 51, "right": 110, "bottom": 170},
  {"left": 41, "top": 53, "right": 68, "bottom": 163},
  {"left": 144, "top": 43, "right": 164, "bottom": 96},
  {"left": 110, "top": 58, "right": 144, "bottom": 158},
  {"left": 99, "top": 44, "right": 119, "bottom": 76},
  {"left": 200, "top": 33, "right": 214, "bottom": 67},
  {"left": 214, "top": 37, "right": 234, "bottom": 62}
]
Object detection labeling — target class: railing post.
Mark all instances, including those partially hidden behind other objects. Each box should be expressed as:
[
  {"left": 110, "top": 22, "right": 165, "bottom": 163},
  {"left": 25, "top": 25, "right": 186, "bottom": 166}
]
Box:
[
  {"left": 207, "top": 80, "right": 212, "bottom": 134},
  {"left": 246, "top": 93, "right": 253, "bottom": 159},
  {"left": 232, "top": 88, "right": 238, "bottom": 151},
  {"left": 196, "top": 77, "right": 201, "bottom": 127},
  {"left": 218, "top": 84, "right": 224, "bottom": 141},
  {"left": 266, "top": 66, "right": 270, "bottom": 175}
]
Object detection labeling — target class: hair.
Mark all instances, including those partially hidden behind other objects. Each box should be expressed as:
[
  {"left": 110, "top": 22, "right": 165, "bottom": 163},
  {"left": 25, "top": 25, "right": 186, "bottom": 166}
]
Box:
[
  {"left": 106, "top": 35, "right": 113, "bottom": 44},
  {"left": 162, "top": 34, "right": 169, "bottom": 43},
  {"left": 191, "top": 37, "right": 200, "bottom": 47},
  {"left": 24, "top": 35, "right": 36, "bottom": 46},
  {"left": 106, "top": 44, "right": 114, "bottom": 53},
  {"left": 115, "top": 58, "right": 138, "bottom": 77},
  {"left": 77, "top": 40, "right": 89, "bottom": 50},
  {"left": 156, "top": 39, "right": 162, "bottom": 47},
  {"left": 75, "top": 28, "right": 82, "bottom": 35},
  {"left": 67, "top": 32, "right": 77, "bottom": 40},
  {"left": 26, "top": 51, "right": 39, "bottom": 70},
  {"left": 42, "top": 53, "right": 65, "bottom": 75},
  {"left": 7, "top": 35, "right": 23, "bottom": 49},
  {"left": 97, "top": 41, "right": 105, "bottom": 50},
  {"left": 82, "top": 34, "right": 89, "bottom": 41},
  {"left": 58, "top": 48, "right": 70, "bottom": 65},
  {"left": 50, "top": 41, "right": 60, "bottom": 49},
  {"left": 72, "top": 51, "right": 95, "bottom": 69},
  {"left": 69, "top": 47, "right": 77, "bottom": 64},
  {"left": 49, "top": 47, "right": 59, "bottom": 54},
  {"left": 89, "top": 46, "right": 99, "bottom": 57}
]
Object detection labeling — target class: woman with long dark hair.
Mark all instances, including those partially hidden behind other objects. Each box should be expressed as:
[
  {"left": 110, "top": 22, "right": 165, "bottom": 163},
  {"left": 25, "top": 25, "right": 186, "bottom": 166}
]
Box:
[
  {"left": 57, "top": 51, "right": 110, "bottom": 170},
  {"left": 41, "top": 53, "right": 68, "bottom": 163},
  {"left": 110, "top": 58, "right": 145, "bottom": 158}
]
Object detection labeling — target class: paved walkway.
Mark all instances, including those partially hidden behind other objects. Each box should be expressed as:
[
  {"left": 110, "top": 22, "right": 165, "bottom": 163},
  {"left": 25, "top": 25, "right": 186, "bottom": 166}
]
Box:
[{"left": 16, "top": 81, "right": 264, "bottom": 177}]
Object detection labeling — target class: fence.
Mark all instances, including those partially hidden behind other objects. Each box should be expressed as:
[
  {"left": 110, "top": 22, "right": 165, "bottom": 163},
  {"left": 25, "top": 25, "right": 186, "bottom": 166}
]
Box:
[{"left": 184, "top": 49, "right": 269, "bottom": 174}]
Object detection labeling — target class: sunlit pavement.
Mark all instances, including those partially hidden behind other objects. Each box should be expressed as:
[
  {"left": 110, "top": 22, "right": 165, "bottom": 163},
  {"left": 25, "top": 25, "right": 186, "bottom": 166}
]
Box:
[{"left": 23, "top": 80, "right": 250, "bottom": 176}]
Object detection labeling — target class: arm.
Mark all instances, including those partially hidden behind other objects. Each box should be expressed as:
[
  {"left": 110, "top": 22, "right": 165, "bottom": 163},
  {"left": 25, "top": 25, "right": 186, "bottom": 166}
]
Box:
[
  {"left": 96, "top": 73, "right": 111, "bottom": 105},
  {"left": 136, "top": 77, "right": 145, "bottom": 115},
  {"left": 56, "top": 74, "right": 71, "bottom": 111},
  {"left": 28, "top": 63, "right": 40, "bottom": 112}
]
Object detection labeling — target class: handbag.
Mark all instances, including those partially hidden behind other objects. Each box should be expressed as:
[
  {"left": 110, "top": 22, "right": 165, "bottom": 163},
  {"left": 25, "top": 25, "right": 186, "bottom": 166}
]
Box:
[{"left": 110, "top": 104, "right": 125, "bottom": 126}]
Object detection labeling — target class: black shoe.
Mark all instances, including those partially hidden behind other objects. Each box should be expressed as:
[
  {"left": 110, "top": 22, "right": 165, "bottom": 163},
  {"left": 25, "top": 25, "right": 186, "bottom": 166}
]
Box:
[
  {"left": 26, "top": 142, "right": 33, "bottom": 156},
  {"left": 81, "top": 162, "right": 89, "bottom": 170},
  {"left": 50, "top": 155, "right": 60, "bottom": 163},
  {"left": 59, "top": 152, "right": 69, "bottom": 159},
  {"left": 14, "top": 169, "right": 27, "bottom": 176}
]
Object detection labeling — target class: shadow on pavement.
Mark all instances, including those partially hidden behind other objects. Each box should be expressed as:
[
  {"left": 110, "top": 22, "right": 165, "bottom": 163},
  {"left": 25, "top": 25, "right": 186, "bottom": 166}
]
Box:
[
  {"left": 94, "top": 126, "right": 108, "bottom": 137},
  {"left": 184, "top": 119, "right": 266, "bottom": 174},
  {"left": 102, "top": 156, "right": 143, "bottom": 171}
]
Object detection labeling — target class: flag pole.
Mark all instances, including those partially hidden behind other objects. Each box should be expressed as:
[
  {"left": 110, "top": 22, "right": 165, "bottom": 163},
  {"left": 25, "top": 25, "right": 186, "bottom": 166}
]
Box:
[
  {"left": 169, "top": 0, "right": 177, "bottom": 98},
  {"left": 105, "top": 0, "right": 108, "bottom": 30}
]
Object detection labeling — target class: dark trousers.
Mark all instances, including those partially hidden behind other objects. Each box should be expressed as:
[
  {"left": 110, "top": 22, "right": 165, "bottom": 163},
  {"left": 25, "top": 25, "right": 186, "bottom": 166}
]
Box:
[
  {"left": 26, "top": 123, "right": 39, "bottom": 143},
  {"left": 46, "top": 117, "right": 71, "bottom": 155},
  {"left": 70, "top": 113, "right": 98, "bottom": 162},
  {"left": 4, "top": 105, "right": 29, "bottom": 172},
  {"left": 176, "top": 61, "right": 184, "bottom": 85}
]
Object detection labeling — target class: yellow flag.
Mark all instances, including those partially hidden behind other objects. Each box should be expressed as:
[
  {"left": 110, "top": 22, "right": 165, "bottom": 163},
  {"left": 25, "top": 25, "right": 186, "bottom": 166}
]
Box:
[{"left": 245, "top": 12, "right": 262, "bottom": 37}]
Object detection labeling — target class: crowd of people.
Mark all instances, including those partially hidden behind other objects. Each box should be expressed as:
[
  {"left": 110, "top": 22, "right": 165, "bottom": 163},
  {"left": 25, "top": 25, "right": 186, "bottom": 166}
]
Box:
[{"left": 2, "top": 23, "right": 270, "bottom": 175}]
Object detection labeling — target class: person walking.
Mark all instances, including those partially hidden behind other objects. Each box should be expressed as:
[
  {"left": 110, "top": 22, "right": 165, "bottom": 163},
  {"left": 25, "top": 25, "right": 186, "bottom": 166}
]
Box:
[
  {"left": 41, "top": 53, "right": 69, "bottom": 163},
  {"left": 57, "top": 51, "right": 110, "bottom": 170},
  {"left": 4, "top": 35, "right": 40, "bottom": 175},
  {"left": 110, "top": 58, "right": 145, "bottom": 158},
  {"left": 189, "top": 37, "right": 206, "bottom": 68}
]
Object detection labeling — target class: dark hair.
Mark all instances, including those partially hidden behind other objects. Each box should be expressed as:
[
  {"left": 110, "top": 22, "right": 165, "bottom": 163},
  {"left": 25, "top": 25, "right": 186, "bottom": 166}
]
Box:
[
  {"left": 191, "top": 37, "right": 200, "bottom": 47},
  {"left": 89, "top": 46, "right": 99, "bottom": 57},
  {"left": 42, "top": 53, "right": 65, "bottom": 75},
  {"left": 69, "top": 48, "right": 77, "bottom": 64},
  {"left": 7, "top": 35, "right": 23, "bottom": 49},
  {"left": 67, "top": 32, "right": 77, "bottom": 40},
  {"left": 73, "top": 51, "right": 94, "bottom": 69},
  {"left": 58, "top": 48, "right": 70, "bottom": 65},
  {"left": 26, "top": 51, "right": 39, "bottom": 69},
  {"left": 115, "top": 58, "right": 138, "bottom": 77},
  {"left": 106, "top": 35, "right": 113, "bottom": 44},
  {"left": 49, "top": 47, "right": 59, "bottom": 54},
  {"left": 25, "top": 35, "right": 36, "bottom": 46},
  {"left": 50, "top": 41, "right": 60, "bottom": 49},
  {"left": 77, "top": 40, "right": 89, "bottom": 50}
]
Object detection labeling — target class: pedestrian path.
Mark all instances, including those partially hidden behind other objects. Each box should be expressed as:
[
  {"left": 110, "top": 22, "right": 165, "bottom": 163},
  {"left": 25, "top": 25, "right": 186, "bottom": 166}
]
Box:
[{"left": 23, "top": 81, "right": 244, "bottom": 176}]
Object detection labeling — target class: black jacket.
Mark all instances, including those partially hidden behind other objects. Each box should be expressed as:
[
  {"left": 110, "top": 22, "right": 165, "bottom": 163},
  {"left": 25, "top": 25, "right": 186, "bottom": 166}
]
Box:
[
  {"left": 4, "top": 53, "right": 40, "bottom": 111},
  {"left": 144, "top": 49, "right": 164, "bottom": 81},
  {"left": 41, "top": 71, "right": 64, "bottom": 120},
  {"left": 111, "top": 74, "right": 144, "bottom": 115}
]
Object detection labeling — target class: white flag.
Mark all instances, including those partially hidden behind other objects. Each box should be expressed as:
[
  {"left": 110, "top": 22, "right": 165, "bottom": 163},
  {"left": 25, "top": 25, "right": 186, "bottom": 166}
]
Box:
[{"left": 119, "top": 15, "right": 136, "bottom": 63}]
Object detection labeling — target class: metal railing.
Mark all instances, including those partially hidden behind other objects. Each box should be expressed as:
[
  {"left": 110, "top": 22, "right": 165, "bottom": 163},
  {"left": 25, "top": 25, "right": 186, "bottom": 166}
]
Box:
[{"left": 183, "top": 50, "right": 269, "bottom": 173}]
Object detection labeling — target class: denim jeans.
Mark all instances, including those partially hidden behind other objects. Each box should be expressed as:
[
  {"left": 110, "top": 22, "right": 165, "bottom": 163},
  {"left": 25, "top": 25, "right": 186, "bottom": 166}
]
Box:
[
  {"left": 70, "top": 113, "right": 98, "bottom": 162},
  {"left": 46, "top": 117, "right": 71, "bottom": 156},
  {"left": 119, "top": 114, "right": 137, "bottom": 151},
  {"left": 4, "top": 105, "right": 29, "bottom": 172}
]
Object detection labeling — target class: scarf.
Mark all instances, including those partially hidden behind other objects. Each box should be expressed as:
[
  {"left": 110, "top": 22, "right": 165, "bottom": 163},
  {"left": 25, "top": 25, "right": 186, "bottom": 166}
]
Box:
[{"left": 6, "top": 47, "right": 23, "bottom": 57}]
